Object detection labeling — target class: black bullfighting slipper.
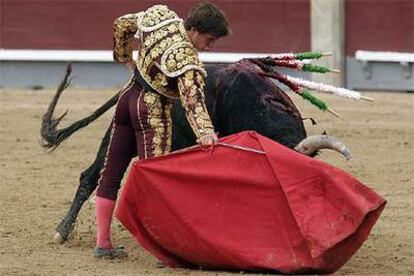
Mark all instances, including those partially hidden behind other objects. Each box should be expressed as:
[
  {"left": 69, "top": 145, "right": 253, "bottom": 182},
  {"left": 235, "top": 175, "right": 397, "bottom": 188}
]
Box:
[{"left": 94, "top": 245, "right": 128, "bottom": 259}]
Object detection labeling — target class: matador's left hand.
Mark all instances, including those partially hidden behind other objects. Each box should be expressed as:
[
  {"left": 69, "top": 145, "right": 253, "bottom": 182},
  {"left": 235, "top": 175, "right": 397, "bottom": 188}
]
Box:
[{"left": 125, "top": 61, "right": 136, "bottom": 73}]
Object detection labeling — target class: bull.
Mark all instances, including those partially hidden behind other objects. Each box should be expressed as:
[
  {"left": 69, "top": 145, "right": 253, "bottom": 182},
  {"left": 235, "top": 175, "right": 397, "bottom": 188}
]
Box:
[{"left": 41, "top": 60, "right": 350, "bottom": 243}]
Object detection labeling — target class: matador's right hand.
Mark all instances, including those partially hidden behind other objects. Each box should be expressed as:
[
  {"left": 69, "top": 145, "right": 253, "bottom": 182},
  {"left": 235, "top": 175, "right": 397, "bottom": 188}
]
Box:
[{"left": 197, "top": 133, "right": 218, "bottom": 147}]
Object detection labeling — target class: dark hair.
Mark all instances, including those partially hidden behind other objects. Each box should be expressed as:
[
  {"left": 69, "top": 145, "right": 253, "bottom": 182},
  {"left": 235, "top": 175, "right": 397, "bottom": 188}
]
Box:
[{"left": 184, "top": 2, "right": 230, "bottom": 37}]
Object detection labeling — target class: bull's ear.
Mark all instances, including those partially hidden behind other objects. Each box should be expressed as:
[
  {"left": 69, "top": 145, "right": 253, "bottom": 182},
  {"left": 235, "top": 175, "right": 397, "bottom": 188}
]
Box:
[{"left": 322, "top": 130, "right": 328, "bottom": 135}]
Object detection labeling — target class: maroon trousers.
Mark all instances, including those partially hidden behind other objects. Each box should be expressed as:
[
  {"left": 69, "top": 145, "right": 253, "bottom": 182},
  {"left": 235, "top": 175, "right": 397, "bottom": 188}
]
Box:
[{"left": 97, "top": 75, "right": 174, "bottom": 200}]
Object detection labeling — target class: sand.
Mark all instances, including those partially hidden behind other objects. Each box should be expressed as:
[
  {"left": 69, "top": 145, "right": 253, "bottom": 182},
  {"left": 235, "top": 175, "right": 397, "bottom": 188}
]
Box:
[{"left": 0, "top": 87, "right": 413, "bottom": 275}]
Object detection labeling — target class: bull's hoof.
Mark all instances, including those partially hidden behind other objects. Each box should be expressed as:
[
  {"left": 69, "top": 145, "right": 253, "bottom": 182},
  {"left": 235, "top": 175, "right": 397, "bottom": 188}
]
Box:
[
  {"left": 54, "top": 232, "right": 64, "bottom": 243},
  {"left": 54, "top": 222, "right": 74, "bottom": 243}
]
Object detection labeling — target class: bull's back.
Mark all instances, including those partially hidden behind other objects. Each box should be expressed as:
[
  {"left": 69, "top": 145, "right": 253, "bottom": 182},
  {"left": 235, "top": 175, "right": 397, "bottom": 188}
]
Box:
[{"left": 171, "top": 62, "right": 306, "bottom": 150}]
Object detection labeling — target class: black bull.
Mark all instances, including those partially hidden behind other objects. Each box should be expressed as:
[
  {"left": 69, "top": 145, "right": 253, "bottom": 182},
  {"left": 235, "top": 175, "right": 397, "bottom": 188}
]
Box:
[{"left": 43, "top": 61, "right": 308, "bottom": 242}]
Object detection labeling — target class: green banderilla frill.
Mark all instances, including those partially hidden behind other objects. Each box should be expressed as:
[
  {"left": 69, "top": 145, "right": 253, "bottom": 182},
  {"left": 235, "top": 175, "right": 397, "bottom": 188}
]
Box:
[
  {"left": 294, "top": 51, "right": 324, "bottom": 60},
  {"left": 300, "top": 90, "right": 328, "bottom": 111},
  {"left": 302, "top": 64, "right": 331, "bottom": 73}
]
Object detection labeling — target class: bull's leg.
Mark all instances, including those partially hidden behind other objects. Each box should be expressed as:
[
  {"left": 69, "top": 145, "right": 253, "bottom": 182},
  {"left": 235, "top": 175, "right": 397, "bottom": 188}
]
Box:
[{"left": 55, "top": 125, "right": 112, "bottom": 242}]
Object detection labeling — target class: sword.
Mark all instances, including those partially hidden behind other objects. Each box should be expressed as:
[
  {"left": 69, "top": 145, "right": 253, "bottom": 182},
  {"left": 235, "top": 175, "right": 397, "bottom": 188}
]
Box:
[{"left": 217, "top": 142, "right": 265, "bottom": 154}]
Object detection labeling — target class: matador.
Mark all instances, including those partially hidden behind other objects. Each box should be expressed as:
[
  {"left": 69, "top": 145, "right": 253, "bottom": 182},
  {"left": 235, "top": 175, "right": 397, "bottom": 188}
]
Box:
[{"left": 94, "top": 3, "right": 229, "bottom": 259}]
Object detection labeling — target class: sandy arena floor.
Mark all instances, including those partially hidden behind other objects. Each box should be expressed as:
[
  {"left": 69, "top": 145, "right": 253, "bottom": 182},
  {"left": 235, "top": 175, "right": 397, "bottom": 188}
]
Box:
[{"left": 0, "top": 86, "right": 413, "bottom": 275}]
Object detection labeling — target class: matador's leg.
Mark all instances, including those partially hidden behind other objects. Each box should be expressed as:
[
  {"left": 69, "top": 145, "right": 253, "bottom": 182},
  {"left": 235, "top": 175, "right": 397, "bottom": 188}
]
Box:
[
  {"left": 133, "top": 91, "right": 174, "bottom": 159},
  {"left": 95, "top": 79, "right": 139, "bottom": 253}
]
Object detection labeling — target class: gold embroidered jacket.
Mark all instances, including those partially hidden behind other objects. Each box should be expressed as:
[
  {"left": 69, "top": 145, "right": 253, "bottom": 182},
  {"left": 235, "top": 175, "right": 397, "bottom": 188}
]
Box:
[{"left": 113, "top": 5, "right": 214, "bottom": 139}]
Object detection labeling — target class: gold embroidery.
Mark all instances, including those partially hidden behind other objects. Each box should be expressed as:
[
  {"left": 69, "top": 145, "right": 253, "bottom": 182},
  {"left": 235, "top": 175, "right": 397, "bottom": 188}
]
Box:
[
  {"left": 167, "top": 24, "right": 178, "bottom": 33},
  {"left": 164, "top": 101, "right": 173, "bottom": 153},
  {"left": 114, "top": 5, "right": 214, "bottom": 154},
  {"left": 177, "top": 70, "right": 214, "bottom": 138},
  {"left": 144, "top": 55, "right": 152, "bottom": 68},
  {"left": 136, "top": 18, "right": 188, "bottom": 99},
  {"left": 144, "top": 93, "right": 164, "bottom": 156},
  {"left": 137, "top": 6, "right": 204, "bottom": 98},
  {"left": 159, "top": 40, "right": 168, "bottom": 50},
  {"left": 166, "top": 59, "right": 176, "bottom": 71},
  {"left": 143, "top": 92, "right": 174, "bottom": 157},
  {"left": 152, "top": 73, "right": 168, "bottom": 91},
  {"left": 178, "top": 24, "right": 188, "bottom": 38},
  {"left": 144, "top": 37, "right": 153, "bottom": 47},
  {"left": 140, "top": 5, "right": 177, "bottom": 29},
  {"left": 152, "top": 131, "right": 162, "bottom": 144},
  {"left": 114, "top": 5, "right": 206, "bottom": 99},
  {"left": 150, "top": 48, "right": 158, "bottom": 59},
  {"left": 113, "top": 13, "right": 139, "bottom": 62},
  {"left": 155, "top": 32, "right": 163, "bottom": 40},
  {"left": 194, "top": 105, "right": 204, "bottom": 114},
  {"left": 144, "top": 93, "right": 157, "bottom": 105},
  {"left": 195, "top": 71, "right": 205, "bottom": 86},
  {"left": 172, "top": 34, "right": 181, "bottom": 43},
  {"left": 160, "top": 43, "right": 206, "bottom": 78},
  {"left": 154, "top": 147, "right": 163, "bottom": 156},
  {"left": 176, "top": 52, "right": 184, "bottom": 61}
]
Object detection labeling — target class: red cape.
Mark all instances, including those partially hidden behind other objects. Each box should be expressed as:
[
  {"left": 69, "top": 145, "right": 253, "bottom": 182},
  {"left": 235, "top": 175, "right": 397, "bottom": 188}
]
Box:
[{"left": 116, "top": 131, "right": 385, "bottom": 274}]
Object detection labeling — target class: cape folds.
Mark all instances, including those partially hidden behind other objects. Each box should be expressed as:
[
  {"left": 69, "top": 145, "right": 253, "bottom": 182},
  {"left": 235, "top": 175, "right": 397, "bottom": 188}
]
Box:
[{"left": 116, "top": 131, "right": 385, "bottom": 274}]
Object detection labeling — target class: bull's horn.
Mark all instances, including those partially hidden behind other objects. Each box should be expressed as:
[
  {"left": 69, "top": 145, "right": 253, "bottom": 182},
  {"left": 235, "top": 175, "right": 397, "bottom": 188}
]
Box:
[{"left": 294, "top": 135, "right": 352, "bottom": 160}]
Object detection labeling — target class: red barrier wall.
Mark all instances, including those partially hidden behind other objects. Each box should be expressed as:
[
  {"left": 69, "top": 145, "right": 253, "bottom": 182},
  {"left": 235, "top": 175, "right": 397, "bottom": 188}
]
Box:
[
  {"left": 0, "top": 0, "right": 310, "bottom": 53},
  {"left": 346, "top": 0, "right": 414, "bottom": 55}
]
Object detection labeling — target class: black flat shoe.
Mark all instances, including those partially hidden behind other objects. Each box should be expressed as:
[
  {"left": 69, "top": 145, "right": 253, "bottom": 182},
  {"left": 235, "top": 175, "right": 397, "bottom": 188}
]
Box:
[{"left": 94, "top": 245, "right": 128, "bottom": 259}]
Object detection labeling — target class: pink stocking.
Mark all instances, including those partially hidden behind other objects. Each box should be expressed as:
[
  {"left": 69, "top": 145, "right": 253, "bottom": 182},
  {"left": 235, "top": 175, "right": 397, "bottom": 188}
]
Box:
[{"left": 95, "top": 196, "right": 116, "bottom": 249}]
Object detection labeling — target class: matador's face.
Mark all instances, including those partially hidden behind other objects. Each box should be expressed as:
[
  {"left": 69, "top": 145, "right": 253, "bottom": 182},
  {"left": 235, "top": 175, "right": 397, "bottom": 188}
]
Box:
[{"left": 187, "top": 29, "right": 219, "bottom": 51}]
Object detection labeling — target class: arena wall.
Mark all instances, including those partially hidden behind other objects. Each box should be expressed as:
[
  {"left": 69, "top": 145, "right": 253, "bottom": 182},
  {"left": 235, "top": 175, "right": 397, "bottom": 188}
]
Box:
[
  {"left": 0, "top": 0, "right": 310, "bottom": 53},
  {"left": 1, "top": 0, "right": 412, "bottom": 90}
]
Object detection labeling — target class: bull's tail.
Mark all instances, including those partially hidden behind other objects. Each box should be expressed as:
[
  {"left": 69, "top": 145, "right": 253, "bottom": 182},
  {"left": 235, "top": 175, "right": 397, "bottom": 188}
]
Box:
[{"left": 40, "top": 63, "right": 119, "bottom": 151}]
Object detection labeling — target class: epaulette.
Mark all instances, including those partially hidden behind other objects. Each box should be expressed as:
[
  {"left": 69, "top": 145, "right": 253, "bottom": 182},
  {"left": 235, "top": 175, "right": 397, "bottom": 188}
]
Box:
[
  {"left": 138, "top": 5, "right": 183, "bottom": 32},
  {"left": 160, "top": 42, "right": 206, "bottom": 78}
]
